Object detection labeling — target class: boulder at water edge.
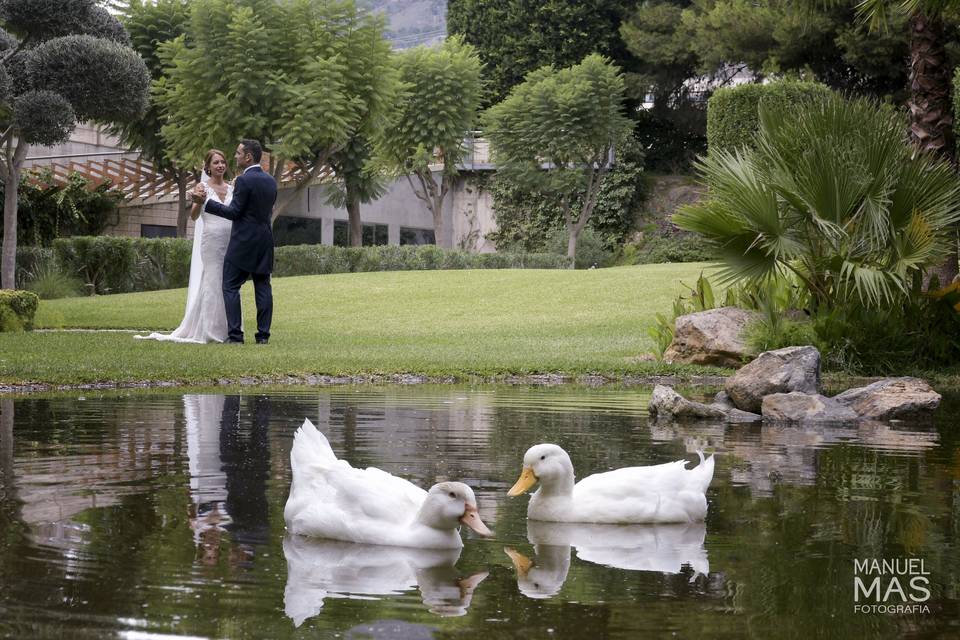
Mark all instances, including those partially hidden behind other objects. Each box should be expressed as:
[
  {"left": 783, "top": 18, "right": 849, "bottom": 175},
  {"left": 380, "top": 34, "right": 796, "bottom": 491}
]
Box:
[
  {"left": 833, "top": 377, "right": 941, "bottom": 420},
  {"left": 649, "top": 385, "right": 728, "bottom": 420},
  {"left": 761, "top": 392, "right": 859, "bottom": 423},
  {"left": 725, "top": 345, "right": 821, "bottom": 414},
  {"left": 663, "top": 307, "right": 760, "bottom": 368}
]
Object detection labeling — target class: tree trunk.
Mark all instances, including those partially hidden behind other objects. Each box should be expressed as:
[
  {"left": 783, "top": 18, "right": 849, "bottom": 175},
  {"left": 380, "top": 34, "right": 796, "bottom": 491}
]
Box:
[
  {"left": 432, "top": 196, "right": 447, "bottom": 248},
  {"left": 1, "top": 142, "right": 27, "bottom": 290},
  {"left": 910, "top": 14, "right": 958, "bottom": 283},
  {"left": 908, "top": 13, "right": 954, "bottom": 158},
  {"left": 566, "top": 226, "right": 579, "bottom": 269},
  {"left": 176, "top": 172, "right": 190, "bottom": 238},
  {"left": 347, "top": 182, "right": 362, "bottom": 247}
]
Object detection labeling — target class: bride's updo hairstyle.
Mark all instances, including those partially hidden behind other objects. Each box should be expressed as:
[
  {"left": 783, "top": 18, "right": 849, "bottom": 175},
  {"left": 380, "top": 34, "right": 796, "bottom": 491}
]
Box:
[{"left": 204, "top": 149, "right": 227, "bottom": 177}]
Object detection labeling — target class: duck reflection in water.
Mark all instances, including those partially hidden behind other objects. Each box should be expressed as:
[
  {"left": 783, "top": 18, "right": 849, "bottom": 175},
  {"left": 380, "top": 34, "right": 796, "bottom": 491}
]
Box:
[
  {"left": 505, "top": 520, "right": 708, "bottom": 599},
  {"left": 185, "top": 394, "right": 271, "bottom": 568},
  {"left": 282, "top": 534, "right": 488, "bottom": 626}
]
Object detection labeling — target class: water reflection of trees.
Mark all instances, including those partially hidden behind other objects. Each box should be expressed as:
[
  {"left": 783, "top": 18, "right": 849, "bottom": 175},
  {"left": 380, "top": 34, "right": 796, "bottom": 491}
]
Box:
[{"left": 652, "top": 418, "right": 958, "bottom": 639}]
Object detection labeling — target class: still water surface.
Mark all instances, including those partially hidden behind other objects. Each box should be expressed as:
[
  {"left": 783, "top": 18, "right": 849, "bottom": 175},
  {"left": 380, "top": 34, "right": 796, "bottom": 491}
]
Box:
[{"left": 0, "top": 386, "right": 957, "bottom": 639}]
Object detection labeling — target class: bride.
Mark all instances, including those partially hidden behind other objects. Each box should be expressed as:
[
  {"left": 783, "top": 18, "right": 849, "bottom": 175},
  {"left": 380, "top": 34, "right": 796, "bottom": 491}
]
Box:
[{"left": 136, "top": 149, "right": 234, "bottom": 343}]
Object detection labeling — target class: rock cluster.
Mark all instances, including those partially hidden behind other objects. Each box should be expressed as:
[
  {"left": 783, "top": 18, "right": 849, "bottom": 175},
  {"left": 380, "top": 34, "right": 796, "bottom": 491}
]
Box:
[{"left": 649, "top": 346, "right": 941, "bottom": 424}]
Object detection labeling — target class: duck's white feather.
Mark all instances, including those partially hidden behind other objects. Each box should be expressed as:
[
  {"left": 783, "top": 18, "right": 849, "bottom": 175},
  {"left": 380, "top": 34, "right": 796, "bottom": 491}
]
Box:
[
  {"left": 518, "top": 445, "right": 715, "bottom": 524},
  {"left": 284, "top": 419, "right": 464, "bottom": 548}
]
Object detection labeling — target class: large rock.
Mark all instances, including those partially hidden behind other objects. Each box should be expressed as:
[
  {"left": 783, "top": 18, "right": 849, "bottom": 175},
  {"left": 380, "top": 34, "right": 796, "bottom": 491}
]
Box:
[
  {"left": 761, "top": 392, "right": 858, "bottom": 423},
  {"left": 663, "top": 307, "right": 760, "bottom": 368},
  {"left": 649, "top": 385, "right": 727, "bottom": 420},
  {"left": 725, "top": 346, "right": 821, "bottom": 413},
  {"left": 833, "top": 377, "right": 941, "bottom": 421}
]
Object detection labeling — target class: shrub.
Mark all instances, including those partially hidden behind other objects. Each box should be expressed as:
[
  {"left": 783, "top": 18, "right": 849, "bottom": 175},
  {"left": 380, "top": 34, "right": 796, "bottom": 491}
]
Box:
[
  {"left": 487, "top": 137, "right": 647, "bottom": 253},
  {"left": 615, "top": 233, "right": 717, "bottom": 265},
  {"left": 440, "top": 248, "right": 472, "bottom": 270},
  {"left": 706, "top": 80, "right": 832, "bottom": 154},
  {"left": 23, "top": 262, "right": 82, "bottom": 299},
  {"left": 0, "top": 168, "right": 125, "bottom": 247},
  {"left": 544, "top": 227, "right": 613, "bottom": 269},
  {"left": 53, "top": 235, "right": 138, "bottom": 294},
  {"left": 679, "top": 93, "right": 960, "bottom": 312},
  {"left": 0, "top": 289, "right": 39, "bottom": 331},
  {"left": 131, "top": 238, "right": 193, "bottom": 291},
  {"left": 48, "top": 237, "right": 574, "bottom": 293},
  {"left": 15, "top": 246, "right": 55, "bottom": 288}
]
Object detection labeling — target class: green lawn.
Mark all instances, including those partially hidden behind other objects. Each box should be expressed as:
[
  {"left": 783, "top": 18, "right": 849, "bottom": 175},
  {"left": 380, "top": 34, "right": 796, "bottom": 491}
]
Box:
[{"left": 2, "top": 263, "right": 725, "bottom": 385}]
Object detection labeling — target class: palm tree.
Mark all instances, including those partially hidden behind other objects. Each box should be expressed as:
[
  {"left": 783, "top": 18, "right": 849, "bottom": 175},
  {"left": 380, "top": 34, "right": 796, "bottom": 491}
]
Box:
[
  {"left": 674, "top": 94, "right": 960, "bottom": 310},
  {"left": 837, "top": 0, "right": 957, "bottom": 159}
]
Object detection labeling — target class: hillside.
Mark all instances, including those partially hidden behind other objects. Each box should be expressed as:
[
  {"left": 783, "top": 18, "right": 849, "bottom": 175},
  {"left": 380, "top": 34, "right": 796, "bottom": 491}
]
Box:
[{"left": 360, "top": 0, "right": 446, "bottom": 48}]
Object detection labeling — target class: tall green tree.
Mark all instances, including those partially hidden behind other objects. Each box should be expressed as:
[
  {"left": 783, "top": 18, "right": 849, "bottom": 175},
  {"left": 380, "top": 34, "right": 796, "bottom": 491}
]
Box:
[
  {"left": 110, "top": 0, "right": 192, "bottom": 237},
  {"left": 323, "top": 135, "right": 385, "bottom": 247},
  {"left": 155, "top": 0, "right": 397, "bottom": 221},
  {"left": 375, "top": 36, "right": 483, "bottom": 248},
  {"left": 483, "top": 54, "right": 633, "bottom": 264},
  {"left": 448, "top": 0, "right": 636, "bottom": 105},
  {"left": 834, "top": 0, "right": 958, "bottom": 158},
  {"left": 674, "top": 94, "right": 960, "bottom": 309},
  {"left": 0, "top": 0, "right": 150, "bottom": 289},
  {"left": 619, "top": 0, "right": 913, "bottom": 170}
]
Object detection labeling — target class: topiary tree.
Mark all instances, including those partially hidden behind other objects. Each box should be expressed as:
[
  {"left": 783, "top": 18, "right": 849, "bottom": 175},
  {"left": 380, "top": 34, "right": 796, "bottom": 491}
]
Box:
[
  {"left": 374, "top": 36, "right": 483, "bottom": 248},
  {"left": 483, "top": 54, "right": 633, "bottom": 265},
  {"left": 109, "top": 0, "right": 193, "bottom": 237},
  {"left": 706, "top": 80, "right": 833, "bottom": 154},
  {"left": 155, "top": 0, "right": 397, "bottom": 222},
  {"left": 0, "top": 0, "right": 150, "bottom": 289}
]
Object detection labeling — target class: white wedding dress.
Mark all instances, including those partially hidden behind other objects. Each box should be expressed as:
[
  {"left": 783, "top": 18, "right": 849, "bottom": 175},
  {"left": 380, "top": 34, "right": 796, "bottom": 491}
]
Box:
[{"left": 136, "top": 183, "right": 233, "bottom": 343}]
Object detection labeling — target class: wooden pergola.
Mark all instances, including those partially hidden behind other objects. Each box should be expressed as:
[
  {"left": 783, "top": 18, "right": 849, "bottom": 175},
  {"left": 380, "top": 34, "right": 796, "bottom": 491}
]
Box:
[{"left": 30, "top": 155, "right": 334, "bottom": 205}]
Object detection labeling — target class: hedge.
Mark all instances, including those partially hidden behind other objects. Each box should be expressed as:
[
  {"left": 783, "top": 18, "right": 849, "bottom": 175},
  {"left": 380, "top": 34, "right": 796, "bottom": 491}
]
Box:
[
  {"left": 46, "top": 237, "right": 573, "bottom": 295},
  {"left": 0, "top": 289, "right": 39, "bottom": 331},
  {"left": 707, "top": 80, "right": 833, "bottom": 154}
]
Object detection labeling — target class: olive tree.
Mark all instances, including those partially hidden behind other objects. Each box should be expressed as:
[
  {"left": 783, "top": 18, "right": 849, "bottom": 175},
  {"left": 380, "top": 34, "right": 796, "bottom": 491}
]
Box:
[
  {"left": 375, "top": 36, "right": 483, "bottom": 248},
  {"left": 483, "top": 54, "right": 632, "bottom": 264},
  {"left": 0, "top": 0, "right": 150, "bottom": 289},
  {"left": 155, "top": 0, "right": 397, "bottom": 221}
]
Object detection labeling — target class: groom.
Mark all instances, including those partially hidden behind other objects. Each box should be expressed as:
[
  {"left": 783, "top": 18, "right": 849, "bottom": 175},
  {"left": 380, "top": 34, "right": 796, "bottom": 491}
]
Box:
[{"left": 194, "top": 139, "right": 277, "bottom": 344}]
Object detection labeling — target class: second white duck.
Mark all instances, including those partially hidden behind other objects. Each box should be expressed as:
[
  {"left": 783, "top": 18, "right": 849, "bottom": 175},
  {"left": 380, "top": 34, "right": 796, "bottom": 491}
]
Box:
[
  {"left": 284, "top": 419, "right": 493, "bottom": 549},
  {"left": 508, "top": 444, "right": 715, "bottom": 524}
]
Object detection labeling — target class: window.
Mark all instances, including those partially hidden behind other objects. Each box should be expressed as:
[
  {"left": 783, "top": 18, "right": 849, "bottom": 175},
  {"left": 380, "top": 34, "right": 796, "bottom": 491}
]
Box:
[
  {"left": 333, "top": 220, "right": 388, "bottom": 246},
  {"left": 141, "top": 224, "right": 177, "bottom": 238},
  {"left": 399, "top": 227, "right": 435, "bottom": 245},
  {"left": 273, "top": 215, "right": 322, "bottom": 246}
]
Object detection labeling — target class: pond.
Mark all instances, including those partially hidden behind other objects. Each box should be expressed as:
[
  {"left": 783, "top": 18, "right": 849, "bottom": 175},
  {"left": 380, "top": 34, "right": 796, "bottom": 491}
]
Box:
[{"left": 0, "top": 386, "right": 957, "bottom": 639}]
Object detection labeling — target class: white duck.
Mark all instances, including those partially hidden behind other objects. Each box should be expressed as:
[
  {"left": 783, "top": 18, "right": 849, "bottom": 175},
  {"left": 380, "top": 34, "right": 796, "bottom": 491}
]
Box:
[
  {"left": 283, "top": 535, "right": 489, "bottom": 626},
  {"left": 284, "top": 419, "right": 493, "bottom": 549},
  {"left": 504, "top": 521, "right": 709, "bottom": 599},
  {"left": 508, "top": 444, "right": 715, "bottom": 523}
]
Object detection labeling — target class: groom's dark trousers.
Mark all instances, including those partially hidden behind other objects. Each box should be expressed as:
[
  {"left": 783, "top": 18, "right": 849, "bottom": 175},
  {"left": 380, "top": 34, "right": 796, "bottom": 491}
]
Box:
[
  {"left": 222, "top": 264, "right": 272, "bottom": 343},
  {"left": 204, "top": 165, "right": 278, "bottom": 343}
]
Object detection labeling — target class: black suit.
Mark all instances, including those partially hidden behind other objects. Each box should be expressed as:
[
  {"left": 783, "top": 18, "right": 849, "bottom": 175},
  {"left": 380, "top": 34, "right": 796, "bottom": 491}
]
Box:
[{"left": 205, "top": 165, "right": 277, "bottom": 342}]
